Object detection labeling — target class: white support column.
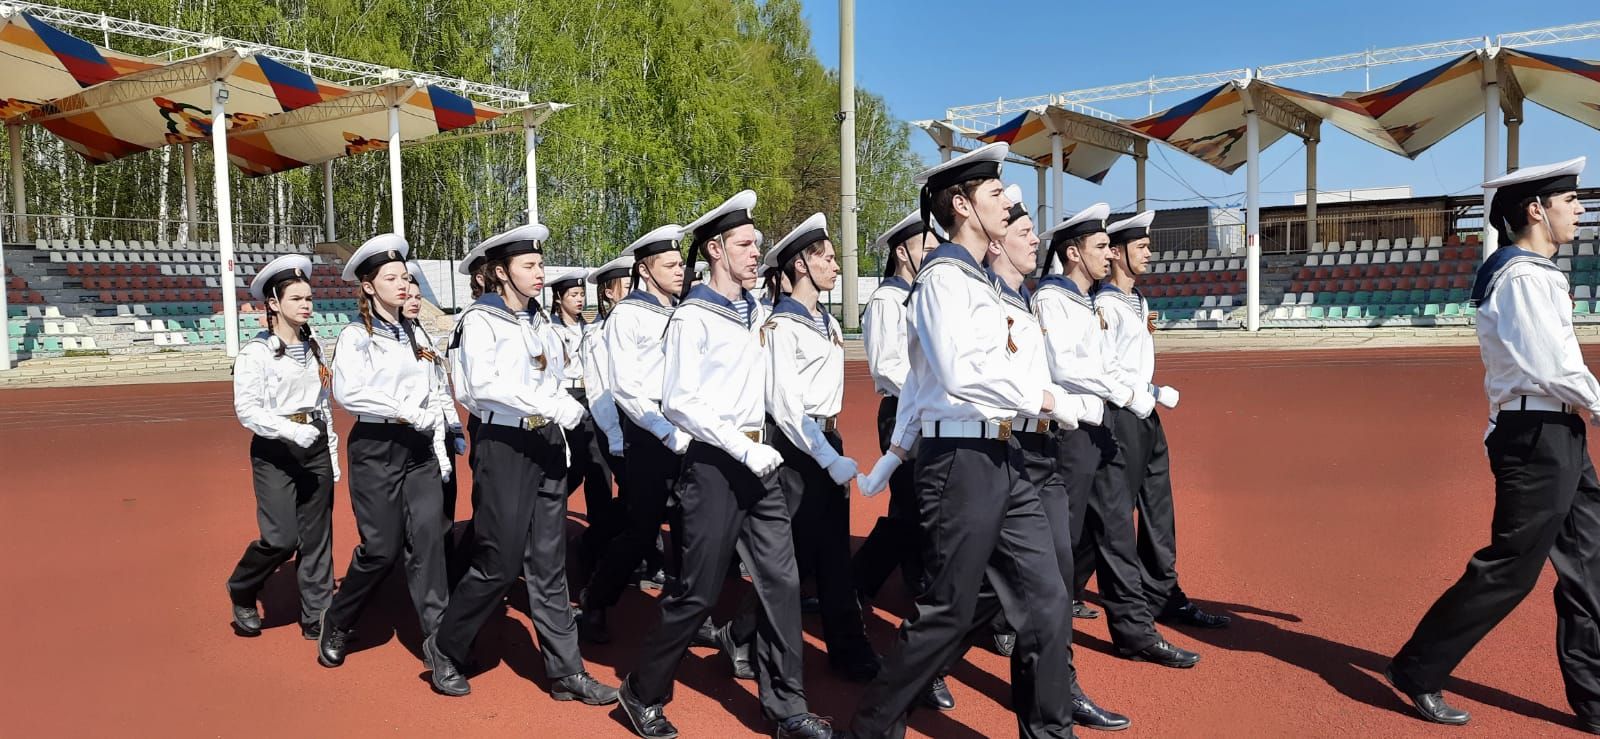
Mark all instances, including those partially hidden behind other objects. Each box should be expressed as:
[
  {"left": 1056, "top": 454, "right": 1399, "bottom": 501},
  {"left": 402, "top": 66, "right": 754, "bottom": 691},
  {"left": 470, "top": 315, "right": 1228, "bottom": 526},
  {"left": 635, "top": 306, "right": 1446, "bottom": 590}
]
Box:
[
  {"left": 7, "top": 124, "right": 27, "bottom": 243},
  {"left": 388, "top": 104, "right": 405, "bottom": 238},
  {"left": 838, "top": 0, "right": 859, "bottom": 331},
  {"left": 1245, "top": 108, "right": 1261, "bottom": 333},
  {"left": 1035, "top": 165, "right": 1048, "bottom": 224},
  {"left": 181, "top": 142, "right": 197, "bottom": 247},
  {"left": 1135, "top": 140, "right": 1149, "bottom": 212},
  {"left": 1483, "top": 49, "right": 1501, "bottom": 258},
  {"left": 939, "top": 145, "right": 951, "bottom": 164},
  {"left": 212, "top": 79, "right": 240, "bottom": 357},
  {"left": 525, "top": 119, "right": 540, "bottom": 225},
  {"left": 322, "top": 160, "right": 336, "bottom": 242},
  {"left": 1305, "top": 123, "right": 1319, "bottom": 250},
  {"left": 1050, "top": 132, "right": 1064, "bottom": 223}
]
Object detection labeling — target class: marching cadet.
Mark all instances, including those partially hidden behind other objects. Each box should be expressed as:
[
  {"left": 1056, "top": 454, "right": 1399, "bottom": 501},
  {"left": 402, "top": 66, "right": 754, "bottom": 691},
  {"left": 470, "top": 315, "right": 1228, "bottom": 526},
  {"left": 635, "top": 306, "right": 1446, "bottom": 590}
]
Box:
[
  {"left": 549, "top": 268, "right": 617, "bottom": 567},
  {"left": 1388, "top": 158, "right": 1600, "bottom": 729},
  {"left": 1100, "top": 212, "right": 1230, "bottom": 630},
  {"left": 226, "top": 254, "right": 338, "bottom": 641},
  {"left": 618, "top": 191, "right": 833, "bottom": 739},
  {"left": 580, "top": 255, "right": 635, "bottom": 553},
  {"left": 424, "top": 225, "right": 617, "bottom": 704},
  {"left": 404, "top": 261, "right": 467, "bottom": 531},
  {"left": 852, "top": 210, "right": 937, "bottom": 612},
  {"left": 317, "top": 235, "right": 450, "bottom": 671},
  {"left": 1034, "top": 206, "right": 1202, "bottom": 670},
  {"left": 846, "top": 144, "right": 1086, "bottom": 739},
  {"left": 759, "top": 213, "right": 875, "bottom": 681},
  {"left": 578, "top": 225, "right": 692, "bottom": 644}
]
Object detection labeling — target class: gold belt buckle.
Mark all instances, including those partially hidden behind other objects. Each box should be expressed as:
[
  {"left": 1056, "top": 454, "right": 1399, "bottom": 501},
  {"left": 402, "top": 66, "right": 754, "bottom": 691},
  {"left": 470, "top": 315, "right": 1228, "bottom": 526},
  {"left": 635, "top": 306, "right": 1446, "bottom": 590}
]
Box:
[
  {"left": 744, "top": 429, "right": 762, "bottom": 443},
  {"left": 818, "top": 416, "right": 838, "bottom": 433},
  {"left": 997, "top": 420, "right": 1013, "bottom": 441},
  {"left": 522, "top": 416, "right": 550, "bottom": 430},
  {"left": 287, "top": 412, "right": 309, "bottom": 424}
]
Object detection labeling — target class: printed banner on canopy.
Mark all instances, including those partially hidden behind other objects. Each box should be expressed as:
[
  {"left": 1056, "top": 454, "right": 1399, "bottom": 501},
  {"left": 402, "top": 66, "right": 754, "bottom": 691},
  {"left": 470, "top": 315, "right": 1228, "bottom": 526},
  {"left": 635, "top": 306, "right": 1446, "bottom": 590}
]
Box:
[
  {"left": 1127, "top": 83, "right": 1291, "bottom": 174},
  {"left": 1501, "top": 48, "right": 1600, "bottom": 133}
]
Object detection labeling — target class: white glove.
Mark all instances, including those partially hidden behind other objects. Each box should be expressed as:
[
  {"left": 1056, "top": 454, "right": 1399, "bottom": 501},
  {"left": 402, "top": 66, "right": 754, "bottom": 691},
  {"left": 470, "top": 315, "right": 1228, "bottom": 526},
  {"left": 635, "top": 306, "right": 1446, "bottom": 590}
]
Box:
[
  {"left": 552, "top": 395, "right": 587, "bottom": 431},
  {"left": 825, "top": 456, "right": 859, "bottom": 486},
  {"left": 327, "top": 428, "right": 342, "bottom": 483},
  {"left": 666, "top": 429, "right": 692, "bottom": 455},
  {"left": 287, "top": 423, "right": 320, "bottom": 449},
  {"left": 1126, "top": 388, "right": 1156, "bottom": 419},
  {"left": 1155, "top": 385, "right": 1180, "bottom": 409},
  {"left": 740, "top": 443, "right": 784, "bottom": 477},
  {"left": 401, "top": 405, "right": 440, "bottom": 432},
  {"left": 1045, "top": 392, "right": 1081, "bottom": 431},
  {"left": 856, "top": 453, "right": 903, "bottom": 497},
  {"left": 1075, "top": 397, "right": 1104, "bottom": 427}
]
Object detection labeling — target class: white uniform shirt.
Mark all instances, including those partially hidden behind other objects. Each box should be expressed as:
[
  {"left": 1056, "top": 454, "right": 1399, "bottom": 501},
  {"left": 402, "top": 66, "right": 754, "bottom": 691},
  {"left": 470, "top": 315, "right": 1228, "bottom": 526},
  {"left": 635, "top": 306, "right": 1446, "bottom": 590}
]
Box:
[
  {"left": 448, "top": 295, "right": 573, "bottom": 421},
  {"left": 889, "top": 243, "right": 1047, "bottom": 450},
  {"left": 333, "top": 320, "right": 439, "bottom": 420},
  {"left": 991, "top": 277, "right": 1073, "bottom": 423},
  {"left": 550, "top": 314, "right": 588, "bottom": 384},
  {"left": 662, "top": 284, "right": 767, "bottom": 459},
  {"left": 233, "top": 332, "right": 335, "bottom": 458},
  {"left": 862, "top": 276, "right": 912, "bottom": 397},
  {"left": 1096, "top": 283, "right": 1158, "bottom": 394},
  {"left": 414, "top": 322, "right": 461, "bottom": 428},
  {"left": 581, "top": 315, "right": 624, "bottom": 449},
  {"left": 1033, "top": 275, "right": 1146, "bottom": 408},
  {"left": 765, "top": 296, "right": 846, "bottom": 468},
  {"left": 608, "top": 290, "right": 681, "bottom": 442},
  {"left": 1474, "top": 247, "right": 1600, "bottom": 427}
]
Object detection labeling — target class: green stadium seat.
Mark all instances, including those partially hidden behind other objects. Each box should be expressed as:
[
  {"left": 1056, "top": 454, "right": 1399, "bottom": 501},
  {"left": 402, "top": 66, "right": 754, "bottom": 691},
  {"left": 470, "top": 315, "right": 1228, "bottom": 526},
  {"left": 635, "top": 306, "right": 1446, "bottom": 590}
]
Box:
[
  {"left": 1351, "top": 291, "right": 1372, "bottom": 306},
  {"left": 1307, "top": 307, "right": 1326, "bottom": 320},
  {"left": 1578, "top": 301, "right": 1593, "bottom": 315},
  {"left": 185, "top": 331, "right": 202, "bottom": 345},
  {"left": 1406, "top": 289, "right": 1427, "bottom": 304},
  {"left": 1424, "top": 304, "right": 1442, "bottom": 316},
  {"left": 1448, "top": 288, "right": 1469, "bottom": 302},
  {"left": 1427, "top": 289, "right": 1448, "bottom": 303},
  {"left": 1325, "top": 306, "right": 1344, "bottom": 319},
  {"left": 1443, "top": 303, "right": 1462, "bottom": 317}
]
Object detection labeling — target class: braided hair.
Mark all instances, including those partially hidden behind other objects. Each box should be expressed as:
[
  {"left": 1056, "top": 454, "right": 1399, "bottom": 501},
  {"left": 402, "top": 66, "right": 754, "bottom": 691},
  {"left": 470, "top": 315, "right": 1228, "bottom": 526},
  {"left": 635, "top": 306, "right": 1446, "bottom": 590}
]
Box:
[{"left": 357, "top": 262, "right": 427, "bottom": 361}]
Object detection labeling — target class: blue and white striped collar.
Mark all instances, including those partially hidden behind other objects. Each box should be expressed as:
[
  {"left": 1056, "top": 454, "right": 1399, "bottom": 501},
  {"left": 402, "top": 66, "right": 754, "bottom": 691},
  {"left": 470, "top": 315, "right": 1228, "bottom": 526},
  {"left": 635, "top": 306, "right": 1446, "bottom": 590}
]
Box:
[
  {"left": 680, "top": 283, "right": 759, "bottom": 328},
  {"left": 771, "top": 295, "right": 832, "bottom": 337},
  {"left": 1471, "top": 246, "right": 1558, "bottom": 305}
]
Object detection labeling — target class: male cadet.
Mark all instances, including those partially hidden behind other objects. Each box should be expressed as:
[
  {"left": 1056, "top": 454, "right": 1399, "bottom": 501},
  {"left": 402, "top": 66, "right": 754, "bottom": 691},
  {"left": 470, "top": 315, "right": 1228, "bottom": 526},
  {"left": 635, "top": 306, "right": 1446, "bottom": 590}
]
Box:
[
  {"left": 853, "top": 210, "right": 938, "bottom": 608},
  {"left": 1388, "top": 158, "right": 1600, "bottom": 730},
  {"left": 1101, "top": 211, "right": 1230, "bottom": 630},
  {"left": 578, "top": 226, "right": 690, "bottom": 643},
  {"left": 847, "top": 143, "right": 1085, "bottom": 739},
  {"left": 1035, "top": 205, "right": 1201, "bottom": 670},
  {"left": 619, "top": 191, "right": 832, "bottom": 739}
]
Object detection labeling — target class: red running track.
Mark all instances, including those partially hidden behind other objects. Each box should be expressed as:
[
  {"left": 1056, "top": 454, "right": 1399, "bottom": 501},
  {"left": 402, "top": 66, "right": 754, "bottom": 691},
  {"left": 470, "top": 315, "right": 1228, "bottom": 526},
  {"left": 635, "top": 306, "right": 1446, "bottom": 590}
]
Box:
[{"left": 0, "top": 346, "right": 1594, "bottom": 737}]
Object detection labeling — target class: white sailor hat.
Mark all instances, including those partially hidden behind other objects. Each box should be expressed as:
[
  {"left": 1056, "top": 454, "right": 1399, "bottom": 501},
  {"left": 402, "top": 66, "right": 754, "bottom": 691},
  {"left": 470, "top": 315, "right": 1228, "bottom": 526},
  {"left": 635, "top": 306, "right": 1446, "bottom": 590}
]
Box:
[
  {"left": 684, "top": 190, "right": 758, "bottom": 248},
  {"left": 621, "top": 224, "right": 685, "bottom": 261},
  {"left": 1485, "top": 157, "right": 1585, "bottom": 245},
  {"left": 548, "top": 268, "right": 588, "bottom": 293},
  {"left": 251, "top": 254, "right": 314, "bottom": 302},
  {"left": 913, "top": 142, "right": 1008, "bottom": 189},
  {"left": 588, "top": 254, "right": 634, "bottom": 285},
  {"left": 343, "top": 233, "right": 410, "bottom": 282},
  {"left": 694, "top": 261, "right": 710, "bottom": 278},
  {"left": 1003, "top": 184, "right": 1029, "bottom": 224},
  {"left": 457, "top": 224, "right": 548, "bottom": 275},
  {"left": 763, "top": 213, "right": 829, "bottom": 271},
  {"left": 753, "top": 229, "right": 765, "bottom": 249},
  {"left": 873, "top": 208, "right": 945, "bottom": 278},
  {"left": 1043, "top": 203, "right": 1111, "bottom": 245},
  {"left": 405, "top": 259, "right": 426, "bottom": 284},
  {"left": 1106, "top": 210, "right": 1156, "bottom": 245}
]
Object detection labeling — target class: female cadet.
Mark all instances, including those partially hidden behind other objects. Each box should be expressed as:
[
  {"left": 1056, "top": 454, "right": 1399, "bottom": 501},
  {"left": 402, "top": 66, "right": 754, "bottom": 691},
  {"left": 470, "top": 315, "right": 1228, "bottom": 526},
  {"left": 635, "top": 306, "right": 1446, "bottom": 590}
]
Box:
[
  {"left": 315, "top": 234, "right": 450, "bottom": 672},
  {"left": 226, "top": 254, "right": 339, "bottom": 641},
  {"left": 549, "top": 268, "right": 616, "bottom": 567},
  {"left": 579, "top": 255, "right": 635, "bottom": 556}
]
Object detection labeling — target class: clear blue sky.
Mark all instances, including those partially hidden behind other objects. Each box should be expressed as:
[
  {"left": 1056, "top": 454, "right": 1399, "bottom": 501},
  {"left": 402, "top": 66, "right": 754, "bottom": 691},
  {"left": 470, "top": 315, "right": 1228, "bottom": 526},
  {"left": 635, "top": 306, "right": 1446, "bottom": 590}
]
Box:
[{"left": 801, "top": 1, "right": 1600, "bottom": 218}]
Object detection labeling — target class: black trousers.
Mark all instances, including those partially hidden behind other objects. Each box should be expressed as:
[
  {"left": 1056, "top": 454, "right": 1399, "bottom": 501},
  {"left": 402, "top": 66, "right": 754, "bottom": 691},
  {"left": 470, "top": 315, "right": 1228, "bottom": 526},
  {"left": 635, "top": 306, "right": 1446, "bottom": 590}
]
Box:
[
  {"left": 435, "top": 421, "right": 582, "bottom": 676},
  {"left": 945, "top": 430, "right": 1083, "bottom": 699},
  {"left": 564, "top": 388, "right": 617, "bottom": 561},
  {"left": 226, "top": 421, "right": 335, "bottom": 628},
  {"left": 850, "top": 437, "right": 1073, "bottom": 739},
  {"left": 1069, "top": 419, "right": 1161, "bottom": 652},
  {"left": 853, "top": 396, "right": 926, "bottom": 599},
  {"left": 631, "top": 440, "right": 807, "bottom": 721},
  {"left": 326, "top": 422, "right": 448, "bottom": 635},
  {"left": 743, "top": 423, "right": 875, "bottom": 665},
  {"left": 1391, "top": 411, "right": 1600, "bottom": 719},
  {"left": 586, "top": 413, "right": 681, "bottom": 608},
  {"left": 1110, "top": 407, "right": 1191, "bottom": 617}
]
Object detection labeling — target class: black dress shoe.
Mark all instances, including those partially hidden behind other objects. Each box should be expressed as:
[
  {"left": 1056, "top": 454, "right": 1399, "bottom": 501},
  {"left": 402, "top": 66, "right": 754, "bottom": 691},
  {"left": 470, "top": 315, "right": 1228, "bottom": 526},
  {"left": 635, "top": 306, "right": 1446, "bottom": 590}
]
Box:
[
  {"left": 777, "top": 712, "right": 834, "bottom": 739},
  {"left": 577, "top": 600, "right": 610, "bottom": 644},
  {"left": 713, "top": 623, "right": 754, "bottom": 680},
  {"left": 921, "top": 677, "right": 956, "bottom": 711},
  {"left": 637, "top": 566, "right": 667, "bottom": 591},
  {"left": 1072, "top": 600, "right": 1101, "bottom": 620},
  {"left": 316, "top": 610, "right": 350, "bottom": 668},
  {"left": 830, "top": 652, "right": 882, "bottom": 683},
  {"left": 1121, "top": 639, "right": 1201, "bottom": 668},
  {"left": 1158, "top": 603, "right": 1230, "bottom": 629},
  {"left": 689, "top": 616, "right": 718, "bottom": 649},
  {"left": 551, "top": 671, "right": 619, "bottom": 705},
  {"left": 300, "top": 621, "right": 320, "bottom": 641},
  {"left": 1072, "top": 694, "right": 1131, "bottom": 731},
  {"left": 422, "top": 634, "right": 471, "bottom": 697},
  {"left": 619, "top": 676, "right": 679, "bottom": 739},
  {"left": 1383, "top": 665, "right": 1469, "bottom": 725},
  {"left": 992, "top": 631, "right": 1016, "bottom": 657},
  {"left": 230, "top": 599, "right": 262, "bottom": 637},
  {"left": 1581, "top": 717, "right": 1600, "bottom": 735}
]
